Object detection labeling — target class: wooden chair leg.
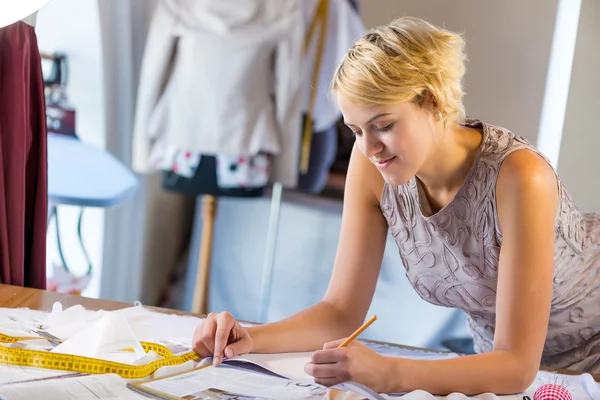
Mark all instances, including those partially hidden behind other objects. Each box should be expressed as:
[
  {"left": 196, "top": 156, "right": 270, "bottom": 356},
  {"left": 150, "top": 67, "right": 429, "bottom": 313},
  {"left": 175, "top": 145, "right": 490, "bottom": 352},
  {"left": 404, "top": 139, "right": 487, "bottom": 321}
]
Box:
[{"left": 192, "top": 195, "right": 218, "bottom": 315}]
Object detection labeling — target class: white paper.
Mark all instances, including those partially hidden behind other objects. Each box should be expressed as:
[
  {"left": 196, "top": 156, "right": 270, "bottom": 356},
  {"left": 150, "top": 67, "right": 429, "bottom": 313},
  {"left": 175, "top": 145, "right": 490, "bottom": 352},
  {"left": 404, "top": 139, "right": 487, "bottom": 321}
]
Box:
[
  {"left": 43, "top": 303, "right": 108, "bottom": 338},
  {"left": 0, "top": 303, "right": 204, "bottom": 352},
  {"left": 112, "top": 306, "right": 203, "bottom": 345},
  {"left": 41, "top": 302, "right": 203, "bottom": 353},
  {"left": 222, "top": 346, "right": 459, "bottom": 385},
  {"left": 363, "top": 342, "right": 460, "bottom": 360},
  {"left": 139, "top": 364, "right": 333, "bottom": 400},
  {"left": 383, "top": 392, "right": 504, "bottom": 399},
  {"left": 228, "top": 351, "right": 315, "bottom": 382},
  {"left": 0, "top": 374, "right": 148, "bottom": 400},
  {"left": 50, "top": 312, "right": 146, "bottom": 363},
  {"left": 0, "top": 303, "right": 205, "bottom": 379},
  {"left": 0, "top": 309, "right": 49, "bottom": 338},
  {"left": 211, "top": 352, "right": 388, "bottom": 399},
  {"left": 0, "top": 365, "right": 77, "bottom": 386}
]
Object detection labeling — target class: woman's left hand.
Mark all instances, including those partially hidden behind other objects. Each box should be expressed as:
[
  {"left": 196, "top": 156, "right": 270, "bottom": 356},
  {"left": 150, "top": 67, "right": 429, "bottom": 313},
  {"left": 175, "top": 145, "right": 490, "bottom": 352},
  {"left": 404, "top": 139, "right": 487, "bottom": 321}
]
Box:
[{"left": 304, "top": 339, "right": 396, "bottom": 393}]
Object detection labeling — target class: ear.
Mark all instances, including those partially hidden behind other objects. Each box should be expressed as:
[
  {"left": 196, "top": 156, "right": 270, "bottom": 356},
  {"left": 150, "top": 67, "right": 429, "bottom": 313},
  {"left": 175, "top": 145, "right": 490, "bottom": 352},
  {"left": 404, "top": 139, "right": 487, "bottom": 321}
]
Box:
[
  {"left": 422, "top": 90, "right": 438, "bottom": 110},
  {"left": 418, "top": 90, "right": 440, "bottom": 120}
]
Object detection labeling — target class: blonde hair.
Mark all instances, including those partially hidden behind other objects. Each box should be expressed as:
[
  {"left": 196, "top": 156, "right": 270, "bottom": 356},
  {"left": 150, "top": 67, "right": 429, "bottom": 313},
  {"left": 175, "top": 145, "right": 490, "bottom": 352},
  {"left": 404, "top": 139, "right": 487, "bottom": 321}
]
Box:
[{"left": 331, "top": 16, "right": 467, "bottom": 126}]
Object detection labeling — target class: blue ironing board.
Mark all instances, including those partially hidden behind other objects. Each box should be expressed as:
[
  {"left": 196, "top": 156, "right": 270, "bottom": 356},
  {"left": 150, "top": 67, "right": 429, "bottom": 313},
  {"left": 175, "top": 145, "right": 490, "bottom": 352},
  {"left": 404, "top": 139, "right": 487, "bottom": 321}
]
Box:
[{"left": 47, "top": 132, "right": 139, "bottom": 207}]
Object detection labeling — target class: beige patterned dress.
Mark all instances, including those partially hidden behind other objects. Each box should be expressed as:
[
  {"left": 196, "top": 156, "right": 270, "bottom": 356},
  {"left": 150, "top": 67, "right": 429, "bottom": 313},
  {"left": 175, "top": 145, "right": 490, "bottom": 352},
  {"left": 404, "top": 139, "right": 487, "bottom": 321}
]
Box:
[{"left": 380, "top": 119, "right": 600, "bottom": 372}]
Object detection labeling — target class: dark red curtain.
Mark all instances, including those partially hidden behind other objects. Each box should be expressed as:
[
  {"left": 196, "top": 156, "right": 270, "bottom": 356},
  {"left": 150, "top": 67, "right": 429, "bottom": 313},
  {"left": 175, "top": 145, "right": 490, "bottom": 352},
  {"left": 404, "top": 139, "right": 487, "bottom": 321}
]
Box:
[{"left": 0, "top": 21, "right": 47, "bottom": 289}]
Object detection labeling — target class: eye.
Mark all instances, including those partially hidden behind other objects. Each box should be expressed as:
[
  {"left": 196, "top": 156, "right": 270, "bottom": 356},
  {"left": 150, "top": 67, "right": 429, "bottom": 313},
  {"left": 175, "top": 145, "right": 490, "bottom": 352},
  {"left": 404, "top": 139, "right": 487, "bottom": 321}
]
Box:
[
  {"left": 351, "top": 130, "right": 362, "bottom": 138},
  {"left": 374, "top": 122, "right": 395, "bottom": 132}
]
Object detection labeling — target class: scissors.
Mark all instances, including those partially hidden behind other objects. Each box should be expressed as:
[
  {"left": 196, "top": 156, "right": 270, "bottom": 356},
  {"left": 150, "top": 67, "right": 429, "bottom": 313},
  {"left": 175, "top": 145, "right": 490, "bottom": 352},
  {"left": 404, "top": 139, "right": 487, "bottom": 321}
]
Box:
[{"left": 8, "top": 315, "right": 62, "bottom": 347}]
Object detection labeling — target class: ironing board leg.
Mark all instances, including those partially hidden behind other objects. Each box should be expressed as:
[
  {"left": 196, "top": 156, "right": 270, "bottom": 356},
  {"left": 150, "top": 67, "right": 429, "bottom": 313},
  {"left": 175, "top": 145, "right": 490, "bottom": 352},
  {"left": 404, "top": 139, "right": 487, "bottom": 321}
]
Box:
[
  {"left": 257, "top": 182, "right": 283, "bottom": 323},
  {"left": 192, "top": 195, "right": 218, "bottom": 315}
]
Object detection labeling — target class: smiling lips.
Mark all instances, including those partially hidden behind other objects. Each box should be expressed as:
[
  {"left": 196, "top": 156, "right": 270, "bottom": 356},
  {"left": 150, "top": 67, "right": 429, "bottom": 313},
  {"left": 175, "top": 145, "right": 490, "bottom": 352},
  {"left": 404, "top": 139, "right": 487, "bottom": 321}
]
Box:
[{"left": 374, "top": 156, "right": 396, "bottom": 169}]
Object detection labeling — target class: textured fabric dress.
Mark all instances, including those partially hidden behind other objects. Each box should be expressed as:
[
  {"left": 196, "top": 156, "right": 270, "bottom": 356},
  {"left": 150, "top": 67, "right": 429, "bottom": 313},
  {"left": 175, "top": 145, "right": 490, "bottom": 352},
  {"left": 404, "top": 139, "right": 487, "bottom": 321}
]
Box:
[{"left": 380, "top": 119, "right": 600, "bottom": 373}]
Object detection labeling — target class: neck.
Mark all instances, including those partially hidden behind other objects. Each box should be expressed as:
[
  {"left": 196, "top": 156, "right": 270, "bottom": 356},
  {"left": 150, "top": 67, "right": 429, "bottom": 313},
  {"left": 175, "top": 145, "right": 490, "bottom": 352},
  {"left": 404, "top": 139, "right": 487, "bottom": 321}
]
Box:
[{"left": 416, "top": 122, "right": 482, "bottom": 195}]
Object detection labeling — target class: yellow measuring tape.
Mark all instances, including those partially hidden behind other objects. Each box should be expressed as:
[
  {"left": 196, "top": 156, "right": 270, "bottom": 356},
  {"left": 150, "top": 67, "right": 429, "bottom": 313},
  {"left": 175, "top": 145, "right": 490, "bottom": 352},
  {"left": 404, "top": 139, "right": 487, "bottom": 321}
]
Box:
[{"left": 0, "top": 332, "right": 200, "bottom": 379}]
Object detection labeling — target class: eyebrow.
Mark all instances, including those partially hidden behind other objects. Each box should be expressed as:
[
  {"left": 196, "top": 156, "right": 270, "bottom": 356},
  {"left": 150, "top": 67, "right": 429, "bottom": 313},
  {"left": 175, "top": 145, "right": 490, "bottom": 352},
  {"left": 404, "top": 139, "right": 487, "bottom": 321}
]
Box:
[{"left": 345, "top": 113, "right": 391, "bottom": 127}]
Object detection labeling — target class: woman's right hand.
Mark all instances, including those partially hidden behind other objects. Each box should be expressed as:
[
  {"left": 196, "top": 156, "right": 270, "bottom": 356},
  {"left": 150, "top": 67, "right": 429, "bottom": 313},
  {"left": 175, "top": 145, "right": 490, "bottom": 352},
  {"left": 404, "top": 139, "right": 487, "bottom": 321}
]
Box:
[{"left": 192, "top": 311, "right": 253, "bottom": 365}]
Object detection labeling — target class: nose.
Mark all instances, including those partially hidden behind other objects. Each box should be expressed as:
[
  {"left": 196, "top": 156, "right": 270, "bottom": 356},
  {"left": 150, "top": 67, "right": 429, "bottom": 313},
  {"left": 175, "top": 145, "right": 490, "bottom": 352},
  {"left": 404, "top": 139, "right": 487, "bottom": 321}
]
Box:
[{"left": 359, "top": 132, "right": 383, "bottom": 158}]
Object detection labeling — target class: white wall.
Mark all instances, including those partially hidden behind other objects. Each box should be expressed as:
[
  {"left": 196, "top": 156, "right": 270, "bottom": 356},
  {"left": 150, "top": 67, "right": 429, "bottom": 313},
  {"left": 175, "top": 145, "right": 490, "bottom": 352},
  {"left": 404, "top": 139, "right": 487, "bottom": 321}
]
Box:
[
  {"left": 358, "top": 0, "right": 558, "bottom": 143},
  {"left": 36, "top": 0, "right": 105, "bottom": 149},
  {"left": 98, "top": 0, "right": 158, "bottom": 304},
  {"left": 36, "top": 0, "right": 105, "bottom": 298},
  {"left": 557, "top": 0, "right": 600, "bottom": 212}
]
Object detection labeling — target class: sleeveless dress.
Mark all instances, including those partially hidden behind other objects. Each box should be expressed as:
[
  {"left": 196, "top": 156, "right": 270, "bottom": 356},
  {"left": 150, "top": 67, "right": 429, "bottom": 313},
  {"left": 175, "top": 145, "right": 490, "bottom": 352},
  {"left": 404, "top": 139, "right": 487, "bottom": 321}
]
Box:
[{"left": 380, "top": 119, "right": 600, "bottom": 373}]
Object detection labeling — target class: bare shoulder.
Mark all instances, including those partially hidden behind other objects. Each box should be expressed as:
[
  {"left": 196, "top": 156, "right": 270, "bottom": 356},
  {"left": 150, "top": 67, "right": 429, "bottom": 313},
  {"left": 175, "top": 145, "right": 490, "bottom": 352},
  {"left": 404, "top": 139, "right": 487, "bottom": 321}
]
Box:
[
  {"left": 346, "top": 143, "right": 386, "bottom": 206},
  {"left": 496, "top": 148, "right": 558, "bottom": 197}
]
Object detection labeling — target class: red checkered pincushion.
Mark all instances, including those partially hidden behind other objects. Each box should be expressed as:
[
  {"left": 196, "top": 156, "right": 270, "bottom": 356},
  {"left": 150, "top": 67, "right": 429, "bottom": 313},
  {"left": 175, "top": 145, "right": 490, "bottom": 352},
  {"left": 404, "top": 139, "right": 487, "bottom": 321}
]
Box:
[{"left": 533, "top": 384, "right": 572, "bottom": 400}]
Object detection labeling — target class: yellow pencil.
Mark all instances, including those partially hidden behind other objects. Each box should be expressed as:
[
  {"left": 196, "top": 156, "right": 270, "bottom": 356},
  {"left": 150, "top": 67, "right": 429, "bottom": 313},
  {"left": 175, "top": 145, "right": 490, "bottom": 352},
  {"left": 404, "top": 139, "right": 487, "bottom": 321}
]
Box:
[{"left": 337, "top": 315, "right": 378, "bottom": 348}]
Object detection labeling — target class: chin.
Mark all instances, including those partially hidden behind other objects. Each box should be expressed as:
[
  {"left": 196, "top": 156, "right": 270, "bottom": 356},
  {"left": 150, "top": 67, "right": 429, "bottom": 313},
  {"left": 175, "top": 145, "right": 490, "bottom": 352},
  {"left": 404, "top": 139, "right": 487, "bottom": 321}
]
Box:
[{"left": 380, "top": 172, "right": 413, "bottom": 186}]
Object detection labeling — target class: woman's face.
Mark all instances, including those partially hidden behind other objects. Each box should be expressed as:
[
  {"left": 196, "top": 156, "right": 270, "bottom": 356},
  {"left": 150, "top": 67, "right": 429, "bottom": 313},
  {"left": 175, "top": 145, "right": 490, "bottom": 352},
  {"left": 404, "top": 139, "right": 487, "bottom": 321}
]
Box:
[{"left": 337, "top": 94, "right": 436, "bottom": 186}]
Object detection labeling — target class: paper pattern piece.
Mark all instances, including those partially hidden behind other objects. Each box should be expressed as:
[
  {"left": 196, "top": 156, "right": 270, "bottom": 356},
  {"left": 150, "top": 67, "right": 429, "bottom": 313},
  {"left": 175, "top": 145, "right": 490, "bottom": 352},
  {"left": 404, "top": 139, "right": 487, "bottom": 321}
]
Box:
[
  {"left": 50, "top": 312, "right": 147, "bottom": 362},
  {"left": 0, "top": 373, "right": 149, "bottom": 400},
  {"left": 0, "top": 365, "right": 78, "bottom": 386}
]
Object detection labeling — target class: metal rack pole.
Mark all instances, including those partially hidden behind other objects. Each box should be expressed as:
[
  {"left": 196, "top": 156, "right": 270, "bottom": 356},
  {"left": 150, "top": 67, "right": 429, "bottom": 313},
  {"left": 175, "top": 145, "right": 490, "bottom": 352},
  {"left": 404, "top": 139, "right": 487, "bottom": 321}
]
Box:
[{"left": 257, "top": 182, "right": 283, "bottom": 323}]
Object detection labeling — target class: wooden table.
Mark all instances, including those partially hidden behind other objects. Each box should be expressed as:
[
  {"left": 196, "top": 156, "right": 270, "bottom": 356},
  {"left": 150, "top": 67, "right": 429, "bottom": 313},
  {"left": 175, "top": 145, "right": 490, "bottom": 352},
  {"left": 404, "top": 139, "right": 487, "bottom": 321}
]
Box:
[
  {"left": 1, "top": 283, "right": 599, "bottom": 383},
  {"left": 0, "top": 283, "right": 192, "bottom": 316}
]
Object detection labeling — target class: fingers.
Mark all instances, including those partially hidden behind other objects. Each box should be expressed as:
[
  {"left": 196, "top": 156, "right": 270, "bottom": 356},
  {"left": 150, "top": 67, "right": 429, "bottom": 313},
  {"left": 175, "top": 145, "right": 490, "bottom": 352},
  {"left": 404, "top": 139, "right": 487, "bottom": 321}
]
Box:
[
  {"left": 213, "top": 312, "right": 235, "bottom": 365},
  {"left": 192, "top": 326, "right": 212, "bottom": 357},
  {"left": 199, "top": 313, "right": 218, "bottom": 354},
  {"left": 311, "top": 348, "right": 348, "bottom": 364},
  {"left": 192, "top": 312, "right": 226, "bottom": 358},
  {"left": 305, "top": 361, "right": 350, "bottom": 387},
  {"left": 224, "top": 337, "right": 251, "bottom": 359},
  {"left": 304, "top": 361, "right": 338, "bottom": 379},
  {"left": 192, "top": 322, "right": 212, "bottom": 357},
  {"left": 191, "top": 311, "right": 252, "bottom": 365},
  {"left": 306, "top": 348, "right": 351, "bottom": 386}
]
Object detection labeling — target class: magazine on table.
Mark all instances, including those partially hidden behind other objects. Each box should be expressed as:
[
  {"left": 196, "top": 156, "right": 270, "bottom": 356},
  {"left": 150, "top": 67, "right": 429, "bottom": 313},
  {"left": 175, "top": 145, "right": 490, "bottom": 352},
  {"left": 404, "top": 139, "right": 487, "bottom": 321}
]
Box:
[{"left": 127, "top": 351, "right": 386, "bottom": 400}]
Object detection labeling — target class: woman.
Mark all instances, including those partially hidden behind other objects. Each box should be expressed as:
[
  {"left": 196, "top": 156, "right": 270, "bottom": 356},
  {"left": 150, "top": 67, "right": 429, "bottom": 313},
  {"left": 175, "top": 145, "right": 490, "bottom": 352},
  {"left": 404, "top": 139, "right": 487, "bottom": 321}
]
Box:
[{"left": 192, "top": 16, "right": 600, "bottom": 395}]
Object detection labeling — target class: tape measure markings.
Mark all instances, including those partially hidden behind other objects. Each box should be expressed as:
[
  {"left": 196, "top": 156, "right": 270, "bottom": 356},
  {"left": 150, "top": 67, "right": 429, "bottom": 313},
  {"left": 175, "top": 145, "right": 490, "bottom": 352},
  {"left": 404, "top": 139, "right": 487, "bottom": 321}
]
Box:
[{"left": 0, "top": 332, "right": 200, "bottom": 379}]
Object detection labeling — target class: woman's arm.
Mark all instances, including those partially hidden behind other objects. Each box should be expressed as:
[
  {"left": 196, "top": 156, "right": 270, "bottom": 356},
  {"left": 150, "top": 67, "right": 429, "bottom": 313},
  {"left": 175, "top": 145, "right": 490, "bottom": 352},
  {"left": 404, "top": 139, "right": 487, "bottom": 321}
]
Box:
[
  {"left": 383, "top": 149, "right": 559, "bottom": 395},
  {"left": 249, "top": 145, "right": 389, "bottom": 353}
]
